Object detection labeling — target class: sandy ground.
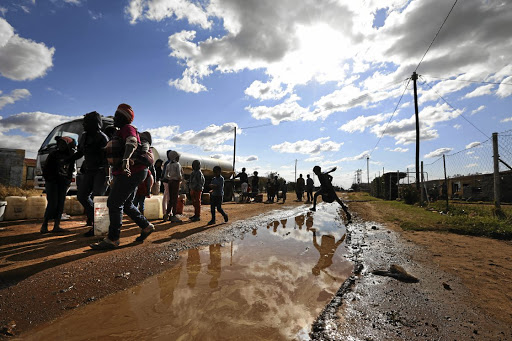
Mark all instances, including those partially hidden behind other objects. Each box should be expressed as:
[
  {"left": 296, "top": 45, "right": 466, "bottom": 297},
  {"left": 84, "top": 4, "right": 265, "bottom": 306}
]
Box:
[{"left": 1, "top": 194, "right": 512, "bottom": 340}]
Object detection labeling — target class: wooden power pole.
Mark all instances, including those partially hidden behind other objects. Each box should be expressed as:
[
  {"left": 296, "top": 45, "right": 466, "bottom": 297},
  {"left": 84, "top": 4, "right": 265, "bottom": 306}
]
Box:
[{"left": 412, "top": 72, "right": 420, "bottom": 190}]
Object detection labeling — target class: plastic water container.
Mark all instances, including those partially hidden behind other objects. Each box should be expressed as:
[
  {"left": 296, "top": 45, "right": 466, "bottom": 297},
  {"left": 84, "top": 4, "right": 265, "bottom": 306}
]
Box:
[
  {"left": 176, "top": 194, "right": 186, "bottom": 214},
  {"left": 26, "top": 196, "right": 47, "bottom": 219},
  {"left": 144, "top": 196, "right": 162, "bottom": 220},
  {"left": 93, "top": 196, "right": 109, "bottom": 236},
  {"left": 68, "top": 196, "right": 84, "bottom": 216},
  {"left": 0, "top": 201, "right": 7, "bottom": 221},
  {"left": 201, "top": 193, "right": 210, "bottom": 205},
  {"left": 5, "top": 196, "right": 27, "bottom": 220}
]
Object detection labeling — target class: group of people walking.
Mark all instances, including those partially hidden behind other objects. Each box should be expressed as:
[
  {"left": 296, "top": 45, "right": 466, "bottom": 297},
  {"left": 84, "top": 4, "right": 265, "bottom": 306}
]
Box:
[{"left": 40, "top": 103, "right": 350, "bottom": 251}]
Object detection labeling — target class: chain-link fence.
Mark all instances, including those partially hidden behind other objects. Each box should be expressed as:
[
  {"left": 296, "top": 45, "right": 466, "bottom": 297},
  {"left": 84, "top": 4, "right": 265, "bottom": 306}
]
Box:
[{"left": 370, "top": 130, "right": 512, "bottom": 203}]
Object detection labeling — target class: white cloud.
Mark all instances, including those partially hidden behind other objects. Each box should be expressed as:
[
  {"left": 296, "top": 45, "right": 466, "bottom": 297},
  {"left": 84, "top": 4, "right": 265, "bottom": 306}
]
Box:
[
  {"left": 501, "top": 117, "right": 512, "bottom": 123},
  {"left": 0, "top": 7, "right": 8, "bottom": 16},
  {"left": 0, "top": 18, "right": 55, "bottom": 81},
  {"left": 463, "top": 84, "right": 494, "bottom": 99},
  {"left": 246, "top": 94, "right": 311, "bottom": 125},
  {"left": 453, "top": 124, "right": 462, "bottom": 129},
  {"left": 471, "top": 105, "right": 485, "bottom": 115},
  {"left": 126, "top": 0, "right": 210, "bottom": 28},
  {"left": 63, "top": 0, "right": 82, "bottom": 4},
  {"left": 424, "top": 147, "right": 453, "bottom": 159},
  {"left": 0, "top": 88, "right": 30, "bottom": 109},
  {"left": 465, "top": 141, "right": 481, "bottom": 149},
  {"left": 271, "top": 137, "right": 342, "bottom": 155},
  {"left": 385, "top": 147, "right": 408, "bottom": 153},
  {"left": 466, "top": 163, "right": 478, "bottom": 168},
  {"left": 370, "top": 103, "right": 461, "bottom": 145},
  {"left": 304, "top": 156, "right": 323, "bottom": 163},
  {"left": 244, "top": 79, "right": 290, "bottom": 101},
  {"left": 497, "top": 76, "right": 512, "bottom": 98},
  {"left": 339, "top": 113, "right": 391, "bottom": 133},
  {"left": 324, "top": 150, "right": 370, "bottom": 164}
]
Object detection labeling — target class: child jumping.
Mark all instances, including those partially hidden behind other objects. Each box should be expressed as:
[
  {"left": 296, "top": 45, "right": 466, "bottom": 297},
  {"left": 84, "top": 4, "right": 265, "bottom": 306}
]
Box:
[
  {"left": 310, "top": 166, "right": 351, "bottom": 221},
  {"left": 208, "top": 166, "right": 228, "bottom": 225}
]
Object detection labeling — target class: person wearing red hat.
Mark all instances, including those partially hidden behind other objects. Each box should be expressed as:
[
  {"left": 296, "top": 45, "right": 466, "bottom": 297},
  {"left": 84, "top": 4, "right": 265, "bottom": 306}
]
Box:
[
  {"left": 90, "top": 104, "right": 154, "bottom": 250},
  {"left": 40, "top": 136, "right": 77, "bottom": 233}
]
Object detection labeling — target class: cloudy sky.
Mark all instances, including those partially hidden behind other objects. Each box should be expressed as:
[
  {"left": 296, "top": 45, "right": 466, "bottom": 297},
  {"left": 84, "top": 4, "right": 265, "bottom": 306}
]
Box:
[{"left": 0, "top": 0, "right": 511, "bottom": 188}]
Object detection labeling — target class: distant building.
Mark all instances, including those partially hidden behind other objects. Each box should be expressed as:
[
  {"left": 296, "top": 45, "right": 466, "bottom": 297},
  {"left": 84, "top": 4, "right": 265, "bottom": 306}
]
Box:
[{"left": 0, "top": 148, "right": 35, "bottom": 188}]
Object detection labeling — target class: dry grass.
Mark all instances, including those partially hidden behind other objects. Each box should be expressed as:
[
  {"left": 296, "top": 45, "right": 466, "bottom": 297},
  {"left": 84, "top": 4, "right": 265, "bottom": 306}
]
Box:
[
  {"left": 347, "top": 191, "right": 512, "bottom": 240},
  {"left": 0, "top": 184, "right": 43, "bottom": 201}
]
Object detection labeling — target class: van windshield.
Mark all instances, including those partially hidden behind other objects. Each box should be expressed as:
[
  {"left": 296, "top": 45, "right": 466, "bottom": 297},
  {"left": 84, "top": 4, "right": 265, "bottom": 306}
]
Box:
[{"left": 40, "top": 120, "right": 82, "bottom": 151}]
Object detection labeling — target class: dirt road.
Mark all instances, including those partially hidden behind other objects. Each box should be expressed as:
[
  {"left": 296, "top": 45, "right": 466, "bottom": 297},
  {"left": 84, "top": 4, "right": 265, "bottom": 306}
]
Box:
[{"left": 1, "top": 195, "right": 512, "bottom": 340}]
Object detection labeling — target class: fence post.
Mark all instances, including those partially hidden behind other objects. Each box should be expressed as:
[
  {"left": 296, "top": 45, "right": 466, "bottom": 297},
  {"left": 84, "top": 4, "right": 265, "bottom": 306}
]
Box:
[
  {"left": 493, "top": 132, "right": 501, "bottom": 210},
  {"left": 420, "top": 161, "right": 424, "bottom": 205},
  {"left": 396, "top": 170, "right": 399, "bottom": 200},
  {"left": 443, "top": 154, "right": 449, "bottom": 212}
]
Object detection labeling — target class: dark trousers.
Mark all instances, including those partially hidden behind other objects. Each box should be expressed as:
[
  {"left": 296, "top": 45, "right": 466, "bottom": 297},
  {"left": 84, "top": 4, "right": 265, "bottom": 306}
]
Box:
[
  {"left": 133, "top": 195, "right": 146, "bottom": 213},
  {"left": 307, "top": 189, "right": 313, "bottom": 202},
  {"left": 107, "top": 169, "right": 150, "bottom": 241},
  {"left": 77, "top": 169, "right": 108, "bottom": 223},
  {"left": 210, "top": 195, "right": 227, "bottom": 221},
  {"left": 44, "top": 180, "right": 70, "bottom": 221},
  {"left": 166, "top": 180, "right": 181, "bottom": 216}
]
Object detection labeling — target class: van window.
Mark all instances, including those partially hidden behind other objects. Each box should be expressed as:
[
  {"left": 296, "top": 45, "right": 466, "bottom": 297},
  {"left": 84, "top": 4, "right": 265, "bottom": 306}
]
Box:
[{"left": 40, "top": 120, "right": 83, "bottom": 150}]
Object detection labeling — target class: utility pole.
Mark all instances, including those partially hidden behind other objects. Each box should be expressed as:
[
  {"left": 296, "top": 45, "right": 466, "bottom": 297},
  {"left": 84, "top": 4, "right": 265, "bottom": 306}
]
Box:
[
  {"left": 412, "top": 71, "right": 420, "bottom": 190},
  {"left": 367, "top": 157, "right": 370, "bottom": 184},
  {"left": 232, "top": 127, "right": 237, "bottom": 172}
]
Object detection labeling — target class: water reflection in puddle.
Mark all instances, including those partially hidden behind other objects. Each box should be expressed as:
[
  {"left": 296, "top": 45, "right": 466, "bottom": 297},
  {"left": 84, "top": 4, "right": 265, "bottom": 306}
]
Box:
[{"left": 25, "top": 204, "right": 352, "bottom": 341}]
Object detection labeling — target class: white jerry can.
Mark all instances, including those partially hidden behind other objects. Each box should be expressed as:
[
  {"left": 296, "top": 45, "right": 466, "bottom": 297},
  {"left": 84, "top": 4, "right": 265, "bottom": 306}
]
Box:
[
  {"left": 5, "top": 196, "right": 27, "bottom": 221},
  {"left": 93, "top": 196, "right": 109, "bottom": 236},
  {"left": 26, "top": 196, "right": 47, "bottom": 219},
  {"left": 144, "top": 196, "right": 163, "bottom": 220}
]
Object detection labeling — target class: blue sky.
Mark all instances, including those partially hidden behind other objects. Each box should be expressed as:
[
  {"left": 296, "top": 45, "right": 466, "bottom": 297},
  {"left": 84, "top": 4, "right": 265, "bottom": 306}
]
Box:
[{"left": 0, "top": 0, "right": 511, "bottom": 188}]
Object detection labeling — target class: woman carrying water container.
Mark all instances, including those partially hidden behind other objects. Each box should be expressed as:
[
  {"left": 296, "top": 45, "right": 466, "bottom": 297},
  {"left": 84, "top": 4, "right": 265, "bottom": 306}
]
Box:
[
  {"left": 90, "top": 104, "right": 154, "bottom": 250},
  {"left": 40, "top": 136, "right": 77, "bottom": 233}
]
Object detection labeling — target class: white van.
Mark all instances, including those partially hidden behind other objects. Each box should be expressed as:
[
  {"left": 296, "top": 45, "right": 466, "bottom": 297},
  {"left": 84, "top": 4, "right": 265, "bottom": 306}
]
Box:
[{"left": 35, "top": 116, "right": 114, "bottom": 192}]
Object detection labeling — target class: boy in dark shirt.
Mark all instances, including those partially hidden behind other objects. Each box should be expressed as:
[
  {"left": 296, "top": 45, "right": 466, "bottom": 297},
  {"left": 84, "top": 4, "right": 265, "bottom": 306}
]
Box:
[
  {"left": 310, "top": 166, "right": 351, "bottom": 222},
  {"left": 208, "top": 166, "right": 228, "bottom": 225}
]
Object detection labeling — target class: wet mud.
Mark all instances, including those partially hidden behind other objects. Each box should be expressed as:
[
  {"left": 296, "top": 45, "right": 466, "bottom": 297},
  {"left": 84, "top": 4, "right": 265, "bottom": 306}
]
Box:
[
  {"left": 311, "top": 216, "right": 512, "bottom": 340},
  {"left": 18, "top": 205, "right": 352, "bottom": 340}
]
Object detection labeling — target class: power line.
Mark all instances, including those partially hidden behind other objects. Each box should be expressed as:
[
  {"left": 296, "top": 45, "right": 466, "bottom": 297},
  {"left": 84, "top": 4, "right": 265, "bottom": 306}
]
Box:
[
  {"left": 418, "top": 75, "right": 489, "bottom": 139},
  {"left": 415, "top": 0, "right": 458, "bottom": 72},
  {"left": 421, "top": 74, "right": 512, "bottom": 86},
  {"left": 369, "top": 78, "right": 411, "bottom": 157},
  {"left": 239, "top": 122, "right": 274, "bottom": 130}
]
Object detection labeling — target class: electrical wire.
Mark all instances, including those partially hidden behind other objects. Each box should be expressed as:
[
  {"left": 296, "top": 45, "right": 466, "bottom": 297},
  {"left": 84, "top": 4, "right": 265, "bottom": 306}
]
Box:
[
  {"left": 418, "top": 75, "right": 489, "bottom": 139},
  {"left": 415, "top": 0, "right": 458, "bottom": 72},
  {"left": 421, "top": 75, "right": 512, "bottom": 86},
  {"left": 368, "top": 78, "right": 411, "bottom": 157}
]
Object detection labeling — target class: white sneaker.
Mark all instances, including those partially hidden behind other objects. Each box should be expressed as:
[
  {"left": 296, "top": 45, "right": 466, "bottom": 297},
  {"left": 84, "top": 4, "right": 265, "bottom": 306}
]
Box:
[{"left": 61, "top": 213, "right": 70, "bottom": 220}]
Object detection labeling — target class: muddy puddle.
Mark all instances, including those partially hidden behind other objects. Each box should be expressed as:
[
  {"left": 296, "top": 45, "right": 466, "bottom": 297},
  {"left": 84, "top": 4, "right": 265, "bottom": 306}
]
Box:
[{"left": 22, "top": 204, "right": 352, "bottom": 340}]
